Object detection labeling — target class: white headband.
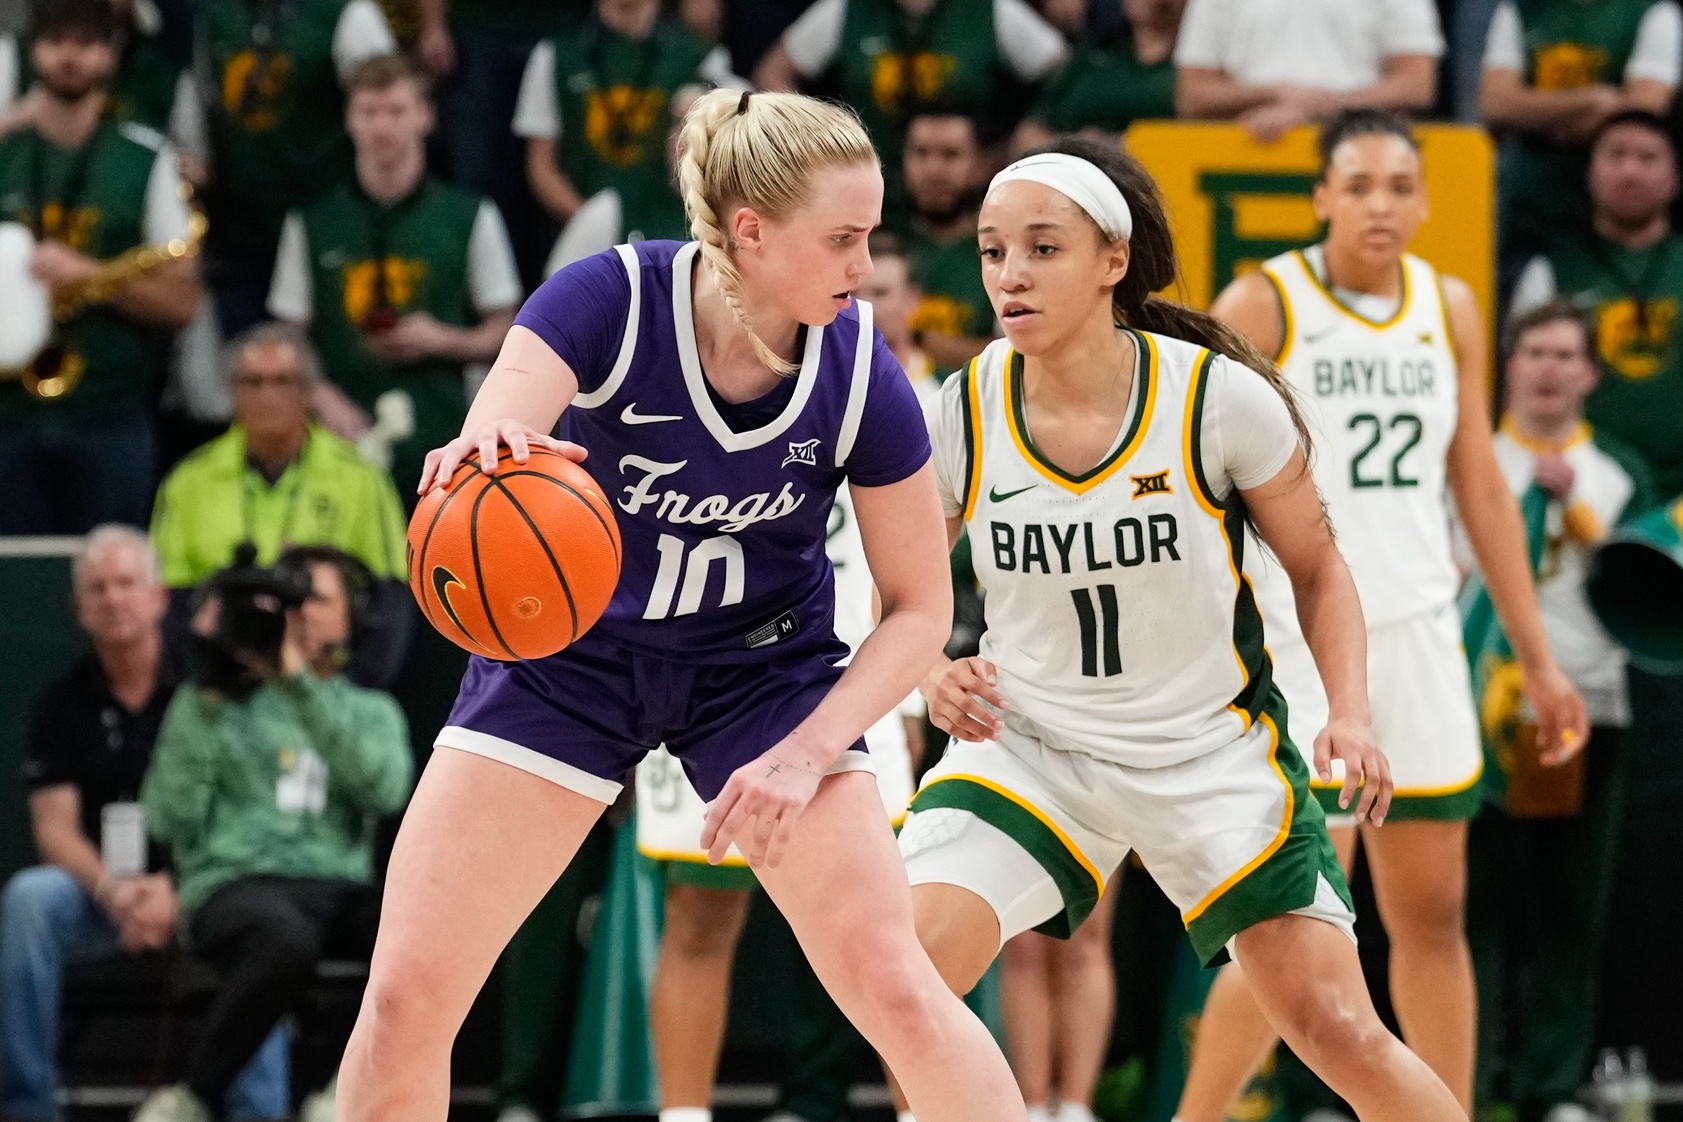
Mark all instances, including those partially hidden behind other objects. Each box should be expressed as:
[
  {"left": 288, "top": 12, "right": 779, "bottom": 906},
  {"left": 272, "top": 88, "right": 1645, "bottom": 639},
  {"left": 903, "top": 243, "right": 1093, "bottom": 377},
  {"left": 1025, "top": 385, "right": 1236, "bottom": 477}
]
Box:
[{"left": 986, "top": 153, "right": 1133, "bottom": 243}]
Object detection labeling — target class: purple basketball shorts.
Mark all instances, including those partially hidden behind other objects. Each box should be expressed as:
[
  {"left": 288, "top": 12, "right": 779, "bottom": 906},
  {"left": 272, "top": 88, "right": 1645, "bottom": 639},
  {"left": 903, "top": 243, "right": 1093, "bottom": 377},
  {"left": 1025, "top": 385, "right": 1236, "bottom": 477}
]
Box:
[{"left": 434, "top": 631, "right": 872, "bottom": 803}]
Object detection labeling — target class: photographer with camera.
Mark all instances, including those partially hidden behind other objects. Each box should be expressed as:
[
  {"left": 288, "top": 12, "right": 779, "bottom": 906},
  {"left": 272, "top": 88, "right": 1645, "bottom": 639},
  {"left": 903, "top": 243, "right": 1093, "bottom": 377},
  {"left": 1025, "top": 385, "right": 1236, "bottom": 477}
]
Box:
[{"left": 134, "top": 546, "right": 412, "bottom": 1122}]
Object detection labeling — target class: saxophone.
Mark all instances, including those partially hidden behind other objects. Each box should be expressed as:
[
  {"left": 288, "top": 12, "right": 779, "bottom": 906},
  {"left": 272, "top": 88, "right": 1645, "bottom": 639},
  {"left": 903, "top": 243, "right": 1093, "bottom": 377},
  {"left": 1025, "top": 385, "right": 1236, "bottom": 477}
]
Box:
[{"left": 17, "top": 205, "right": 208, "bottom": 401}]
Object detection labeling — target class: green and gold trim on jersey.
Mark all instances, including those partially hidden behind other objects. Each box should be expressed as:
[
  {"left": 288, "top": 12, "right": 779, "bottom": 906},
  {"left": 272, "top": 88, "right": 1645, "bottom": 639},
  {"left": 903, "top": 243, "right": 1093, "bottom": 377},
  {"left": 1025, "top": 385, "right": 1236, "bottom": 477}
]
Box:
[
  {"left": 960, "top": 356, "right": 985, "bottom": 521},
  {"left": 911, "top": 772, "right": 1107, "bottom": 938},
  {"left": 1182, "top": 347, "right": 1274, "bottom": 730},
  {"left": 1002, "top": 330, "right": 1160, "bottom": 495},
  {"left": 1292, "top": 247, "right": 1415, "bottom": 330},
  {"left": 1183, "top": 687, "right": 1353, "bottom": 964},
  {"left": 1260, "top": 265, "right": 1297, "bottom": 369}
]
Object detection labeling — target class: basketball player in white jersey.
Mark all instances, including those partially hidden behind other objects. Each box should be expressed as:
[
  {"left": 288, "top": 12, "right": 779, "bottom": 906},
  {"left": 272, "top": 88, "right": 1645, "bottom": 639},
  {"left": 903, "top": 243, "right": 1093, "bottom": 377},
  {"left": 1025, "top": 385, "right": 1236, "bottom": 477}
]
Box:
[
  {"left": 1175, "top": 110, "right": 1589, "bottom": 1122},
  {"left": 636, "top": 479, "right": 921, "bottom": 1122},
  {"left": 888, "top": 135, "right": 1468, "bottom": 1122}
]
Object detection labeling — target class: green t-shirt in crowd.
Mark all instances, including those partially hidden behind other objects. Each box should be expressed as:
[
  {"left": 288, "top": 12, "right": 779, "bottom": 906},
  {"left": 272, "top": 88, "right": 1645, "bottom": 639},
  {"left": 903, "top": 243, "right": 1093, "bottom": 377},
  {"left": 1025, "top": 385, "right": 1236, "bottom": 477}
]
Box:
[
  {"left": 142, "top": 671, "right": 413, "bottom": 915},
  {"left": 834, "top": 0, "right": 1007, "bottom": 222},
  {"left": 548, "top": 18, "right": 712, "bottom": 211},
  {"left": 0, "top": 120, "right": 174, "bottom": 421},
  {"left": 294, "top": 175, "right": 487, "bottom": 495},
  {"left": 1504, "top": 0, "right": 1656, "bottom": 245},
  {"left": 907, "top": 213, "right": 994, "bottom": 355},
  {"left": 1029, "top": 26, "right": 1174, "bottom": 134},
  {"left": 151, "top": 421, "right": 408, "bottom": 587},
  {"left": 1548, "top": 230, "right": 1683, "bottom": 499},
  {"left": 200, "top": 0, "right": 357, "bottom": 257}
]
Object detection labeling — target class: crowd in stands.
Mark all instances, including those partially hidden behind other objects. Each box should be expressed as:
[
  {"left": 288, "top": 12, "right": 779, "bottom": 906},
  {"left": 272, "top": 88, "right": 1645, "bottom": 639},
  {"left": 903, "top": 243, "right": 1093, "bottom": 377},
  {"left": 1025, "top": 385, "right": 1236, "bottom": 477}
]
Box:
[{"left": 2, "top": 0, "right": 1683, "bottom": 1120}]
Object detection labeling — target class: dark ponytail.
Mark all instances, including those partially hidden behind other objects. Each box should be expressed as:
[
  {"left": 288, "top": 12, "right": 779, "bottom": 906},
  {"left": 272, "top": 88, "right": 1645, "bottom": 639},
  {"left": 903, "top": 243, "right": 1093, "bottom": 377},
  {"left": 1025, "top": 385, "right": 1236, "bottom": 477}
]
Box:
[{"left": 1024, "top": 136, "right": 1313, "bottom": 460}]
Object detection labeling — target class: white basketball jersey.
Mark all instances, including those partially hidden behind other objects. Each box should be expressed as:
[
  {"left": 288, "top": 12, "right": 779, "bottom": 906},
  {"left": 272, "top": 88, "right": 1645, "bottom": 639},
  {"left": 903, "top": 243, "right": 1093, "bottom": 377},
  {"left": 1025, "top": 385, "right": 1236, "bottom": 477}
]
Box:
[
  {"left": 961, "top": 332, "right": 1273, "bottom": 768},
  {"left": 1251, "top": 247, "right": 1461, "bottom": 632},
  {"left": 828, "top": 482, "right": 873, "bottom": 658}
]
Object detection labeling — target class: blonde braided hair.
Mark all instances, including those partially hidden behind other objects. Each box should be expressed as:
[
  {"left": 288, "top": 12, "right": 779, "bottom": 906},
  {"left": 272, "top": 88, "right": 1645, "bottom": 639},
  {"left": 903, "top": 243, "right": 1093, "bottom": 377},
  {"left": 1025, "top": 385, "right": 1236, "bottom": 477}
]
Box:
[{"left": 677, "top": 89, "right": 877, "bottom": 374}]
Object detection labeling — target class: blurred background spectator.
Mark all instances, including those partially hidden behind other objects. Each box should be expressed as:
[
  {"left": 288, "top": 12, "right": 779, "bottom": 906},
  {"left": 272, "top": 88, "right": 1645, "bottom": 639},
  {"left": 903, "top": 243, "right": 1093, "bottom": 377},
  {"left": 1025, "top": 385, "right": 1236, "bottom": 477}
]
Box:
[
  {"left": 134, "top": 545, "right": 412, "bottom": 1122},
  {"left": 542, "top": 83, "right": 701, "bottom": 273},
  {"left": 1479, "top": 0, "right": 1680, "bottom": 300},
  {"left": 184, "top": 0, "right": 394, "bottom": 338},
  {"left": 0, "top": 527, "right": 289, "bottom": 1122},
  {"left": 513, "top": 0, "right": 738, "bottom": 234},
  {"left": 0, "top": 0, "right": 198, "bottom": 536},
  {"left": 149, "top": 323, "right": 410, "bottom": 686},
  {"left": 414, "top": 0, "right": 576, "bottom": 286},
  {"left": 858, "top": 231, "right": 938, "bottom": 399},
  {"left": 267, "top": 53, "right": 520, "bottom": 502},
  {"left": 1465, "top": 302, "right": 1654, "bottom": 1122},
  {"left": 1508, "top": 109, "right": 1683, "bottom": 501},
  {"left": 754, "top": 0, "right": 1065, "bottom": 222},
  {"left": 1173, "top": 0, "right": 1442, "bottom": 141},
  {"left": 1014, "top": 0, "right": 1181, "bottom": 151},
  {"left": 899, "top": 104, "right": 996, "bottom": 371}
]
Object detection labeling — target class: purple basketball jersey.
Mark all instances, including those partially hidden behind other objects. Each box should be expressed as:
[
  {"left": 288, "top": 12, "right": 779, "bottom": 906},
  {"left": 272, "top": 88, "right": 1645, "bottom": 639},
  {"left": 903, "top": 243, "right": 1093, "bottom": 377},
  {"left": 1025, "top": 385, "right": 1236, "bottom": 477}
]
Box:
[{"left": 511, "top": 240, "right": 931, "bottom": 663}]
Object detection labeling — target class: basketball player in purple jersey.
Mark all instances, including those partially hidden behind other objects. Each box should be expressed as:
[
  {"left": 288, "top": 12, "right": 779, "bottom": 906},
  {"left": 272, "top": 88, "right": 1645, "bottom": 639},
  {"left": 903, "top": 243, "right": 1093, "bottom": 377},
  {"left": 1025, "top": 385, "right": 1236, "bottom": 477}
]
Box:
[{"left": 333, "top": 90, "right": 1029, "bottom": 1122}]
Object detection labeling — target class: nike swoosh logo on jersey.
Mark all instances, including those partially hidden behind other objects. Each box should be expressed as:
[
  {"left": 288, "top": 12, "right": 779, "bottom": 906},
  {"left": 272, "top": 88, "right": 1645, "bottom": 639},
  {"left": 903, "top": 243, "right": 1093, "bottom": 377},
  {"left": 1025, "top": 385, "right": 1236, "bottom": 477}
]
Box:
[
  {"left": 989, "top": 484, "right": 1036, "bottom": 503},
  {"left": 621, "top": 403, "right": 684, "bottom": 425},
  {"left": 1303, "top": 323, "right": 1340, "bottom": 345}
]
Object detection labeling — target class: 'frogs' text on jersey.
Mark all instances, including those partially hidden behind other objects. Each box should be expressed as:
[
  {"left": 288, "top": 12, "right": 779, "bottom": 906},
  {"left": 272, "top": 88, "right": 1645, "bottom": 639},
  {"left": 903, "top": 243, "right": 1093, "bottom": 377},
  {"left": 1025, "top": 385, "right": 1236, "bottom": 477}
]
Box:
[
  {"left": 1250, "top": 246, "right": 1461, "bottom": 630},
  {"left": 531, "top": 240, "right": 927, "bottom": 662},
  {"left": 953, "top": 332, "right": 1273, "bottom": 768}
]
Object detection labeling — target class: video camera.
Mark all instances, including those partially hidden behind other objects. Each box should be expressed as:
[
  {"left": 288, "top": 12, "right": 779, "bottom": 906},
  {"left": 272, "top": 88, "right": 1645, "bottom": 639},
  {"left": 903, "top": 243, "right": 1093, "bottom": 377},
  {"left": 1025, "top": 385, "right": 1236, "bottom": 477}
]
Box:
[{"left": 189, "top": 544, "right": 314, "bottom": 696}]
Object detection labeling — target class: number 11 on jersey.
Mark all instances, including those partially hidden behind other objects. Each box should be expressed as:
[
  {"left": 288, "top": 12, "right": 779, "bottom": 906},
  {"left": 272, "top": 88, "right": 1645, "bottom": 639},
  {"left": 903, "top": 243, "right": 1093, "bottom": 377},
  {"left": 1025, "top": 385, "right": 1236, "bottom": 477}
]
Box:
[{"left": 1070, "top": 584, "right": 1122, "bottom": 677}]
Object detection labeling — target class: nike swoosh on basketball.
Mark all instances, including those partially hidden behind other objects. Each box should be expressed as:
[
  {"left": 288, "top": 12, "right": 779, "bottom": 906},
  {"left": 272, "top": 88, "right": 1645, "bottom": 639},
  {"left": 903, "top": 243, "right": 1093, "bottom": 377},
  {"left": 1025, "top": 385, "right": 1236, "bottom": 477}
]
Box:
[
  {"left": 621, "top": 403, "right": 683, "bottom": 424},
  {"left": 989, "top": 484, "right": 1036, "bottom": 503}
]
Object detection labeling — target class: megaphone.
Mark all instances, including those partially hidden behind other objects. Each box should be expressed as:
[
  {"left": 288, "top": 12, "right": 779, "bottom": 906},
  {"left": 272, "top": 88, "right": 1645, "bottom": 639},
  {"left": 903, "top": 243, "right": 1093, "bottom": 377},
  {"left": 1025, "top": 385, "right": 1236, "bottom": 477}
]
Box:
[{"left": 1585, "top": 498, "right": 1683, "bottom": 674}]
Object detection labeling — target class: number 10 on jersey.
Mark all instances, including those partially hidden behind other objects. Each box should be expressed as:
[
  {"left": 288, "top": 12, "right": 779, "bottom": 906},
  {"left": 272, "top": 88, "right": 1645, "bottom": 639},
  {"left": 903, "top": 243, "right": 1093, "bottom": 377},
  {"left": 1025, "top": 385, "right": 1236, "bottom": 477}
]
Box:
[{"left": 1070, "top": 585, "right": 1122, "bottom": 677}]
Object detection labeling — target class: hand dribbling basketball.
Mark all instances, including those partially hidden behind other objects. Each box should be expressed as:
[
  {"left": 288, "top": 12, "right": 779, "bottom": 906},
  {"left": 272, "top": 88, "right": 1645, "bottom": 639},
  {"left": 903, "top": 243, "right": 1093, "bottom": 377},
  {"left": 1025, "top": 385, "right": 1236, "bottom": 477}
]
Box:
[
  {"left": 417, "top": 418, "right": 587, "bottom": 495},
  {"left": 409, "top": 417, "right": 623, "bottom": 661}
]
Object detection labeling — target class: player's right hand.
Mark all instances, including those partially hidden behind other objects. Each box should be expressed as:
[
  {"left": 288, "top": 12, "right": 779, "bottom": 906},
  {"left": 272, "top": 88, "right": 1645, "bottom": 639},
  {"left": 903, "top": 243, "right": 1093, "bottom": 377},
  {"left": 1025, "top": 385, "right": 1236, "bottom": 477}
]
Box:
[
  {"left": 1315, "top": 714, "right": 1392, "bottom": 826},
  {"left": 418, "top": 418, "right": 586, "bottom": 494},
  {"left": 924, "top": 657, "right": 1009, "bottom": 743}
]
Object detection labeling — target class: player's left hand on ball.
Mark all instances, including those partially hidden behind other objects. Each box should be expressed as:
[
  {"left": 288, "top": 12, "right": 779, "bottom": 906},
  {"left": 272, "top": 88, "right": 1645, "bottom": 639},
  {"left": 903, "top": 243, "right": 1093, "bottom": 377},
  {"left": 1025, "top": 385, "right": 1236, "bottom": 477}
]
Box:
[
  {"left": 1314, "top": 715, "right": 1391, "bottom": 825},
  {"left": 700, "top": 745, "right": 825, "bottom": 869},
  {"left": 1527, "top": 660, "right": 1590, "bottom": 766}
]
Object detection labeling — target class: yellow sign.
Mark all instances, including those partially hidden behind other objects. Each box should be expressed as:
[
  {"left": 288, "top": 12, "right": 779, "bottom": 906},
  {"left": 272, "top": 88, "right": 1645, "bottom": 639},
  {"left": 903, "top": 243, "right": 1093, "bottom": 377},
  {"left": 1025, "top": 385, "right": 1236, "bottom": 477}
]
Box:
[{"left": 1123, "top": 121, "right": 1496, "bottom": 353}]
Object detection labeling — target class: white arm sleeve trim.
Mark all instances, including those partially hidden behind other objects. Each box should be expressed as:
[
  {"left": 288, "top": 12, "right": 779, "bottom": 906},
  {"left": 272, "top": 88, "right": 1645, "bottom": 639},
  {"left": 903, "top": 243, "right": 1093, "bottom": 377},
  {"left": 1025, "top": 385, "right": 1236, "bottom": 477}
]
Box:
[
  {"left": 572, "top": 242, "right": 643, "bottom": 409},
  {"left": 1506, "top": 256, "right": 1558, "bottom": 323},
  {"left": 333, "top": 0, "right": 397, "bottom": 83},
  {"left": 1627, "top": 1, "right": 1683, "bottom": 85},
  {"left": 545, "top": 189, "right": 624, "bottom": 277},
  {"left": 925, "top": 373, "right": 969, "bottom": 518},
  {"left": 834, "top": 300, "right": 875, "bottom": 468},
  {"left": 1202, "top": 355, "right": 1300, "bottom": 496},
  {"left": 167, "top": 70, "right": 209, "bottom": 166},
  {"left": 266, "top": 212, "right": 313, "bottom": 323},
  {"left": 1171, "top": 0, "right": 1227, "bottom": 69},
  {"left": 513, "top": 41, "right": 561, "bottom": 140},
  {"left": 1481, "top": 2, "right": 1523, "bottom": 73},
  {"left": 141, "top": 146, "right": 193, "bottom": 245},
  {"left": 995, "top": 0, "right": 1068, "bottom": 79},
  {"left": 0, "top": 36, "right": 18, "bottom": 114},
  {"left": 698, "top": 45, "right": 751, "bottom": 89},
  {"left": 1380, "top": 0, "right": 1446, "bottom": 60},
  {"left": 468, "top": 201, "right": 522, "bottom": 314},
  {"left": 782, "top": 0, "right": 847, "bottom": 78}
]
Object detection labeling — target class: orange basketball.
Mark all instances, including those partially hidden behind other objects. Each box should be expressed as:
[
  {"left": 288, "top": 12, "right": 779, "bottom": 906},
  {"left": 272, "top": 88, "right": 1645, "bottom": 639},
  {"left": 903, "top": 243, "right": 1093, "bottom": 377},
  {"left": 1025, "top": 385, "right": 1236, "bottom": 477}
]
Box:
[{"left": 407, "top": 447, "right": 622, "bottom": 660}]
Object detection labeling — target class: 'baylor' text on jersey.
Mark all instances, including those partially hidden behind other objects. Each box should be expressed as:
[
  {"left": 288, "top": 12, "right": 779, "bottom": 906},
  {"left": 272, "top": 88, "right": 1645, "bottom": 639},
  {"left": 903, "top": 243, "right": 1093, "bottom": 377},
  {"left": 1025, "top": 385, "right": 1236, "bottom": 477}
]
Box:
[
  {"left": 1251, "top": 248, "right": 1461, "bottom": 629},
  {"left": 955, "top": 332, "right": 1273, "bottom": 768}
]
